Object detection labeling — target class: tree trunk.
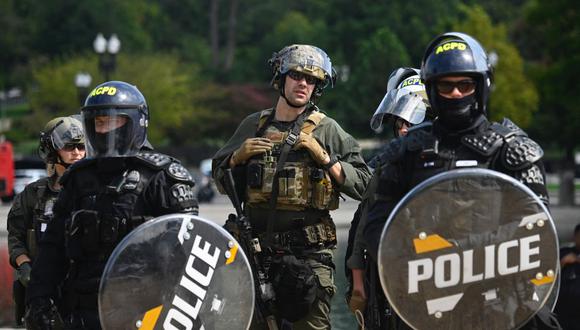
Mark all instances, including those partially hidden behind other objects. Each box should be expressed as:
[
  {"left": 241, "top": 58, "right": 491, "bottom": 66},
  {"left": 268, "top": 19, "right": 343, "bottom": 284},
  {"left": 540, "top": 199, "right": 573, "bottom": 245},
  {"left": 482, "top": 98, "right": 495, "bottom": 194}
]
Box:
[
  {"left": 558, "top": 147, "right": 576, "bottom": 206},
  {"left": 224, "top": 0, "right": 239, "bottom": 71},
  {"left": 209, "top": 0, "right": 220, "bottom": 68}
]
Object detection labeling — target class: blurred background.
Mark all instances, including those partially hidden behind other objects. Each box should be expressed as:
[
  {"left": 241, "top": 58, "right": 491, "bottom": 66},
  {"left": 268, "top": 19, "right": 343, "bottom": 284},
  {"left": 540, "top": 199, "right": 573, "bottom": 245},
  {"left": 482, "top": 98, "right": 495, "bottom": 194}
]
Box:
[
  {"left": 0, "top": 0, "right": 577, "bottom": 187},
  {"left": 0, "top": 0, "right": 579, "bottom": 327}
]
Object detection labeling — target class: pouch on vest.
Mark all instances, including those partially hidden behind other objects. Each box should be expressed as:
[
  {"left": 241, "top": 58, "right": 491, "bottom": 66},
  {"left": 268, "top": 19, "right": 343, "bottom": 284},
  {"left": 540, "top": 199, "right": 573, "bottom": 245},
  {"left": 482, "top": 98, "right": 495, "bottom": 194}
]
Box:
[
  {"left": 70, "top": 210, "right": 100, "bottom": 256},
  {"left": 270, "top": 254, "right": 317, "bottom": 322}
]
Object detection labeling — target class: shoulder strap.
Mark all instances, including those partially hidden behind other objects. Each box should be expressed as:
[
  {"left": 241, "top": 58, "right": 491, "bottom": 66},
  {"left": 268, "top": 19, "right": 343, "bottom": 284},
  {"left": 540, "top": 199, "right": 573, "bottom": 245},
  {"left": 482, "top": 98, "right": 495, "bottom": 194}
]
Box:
[
  {"left": 256, "top": 109, "right": 275, "bottom": 137},
  {"left": 301, "top": 111, "right": 326, "bottom": 135},
  {"left": 264, "top": 109, "right": 311, "bottom": 247}
]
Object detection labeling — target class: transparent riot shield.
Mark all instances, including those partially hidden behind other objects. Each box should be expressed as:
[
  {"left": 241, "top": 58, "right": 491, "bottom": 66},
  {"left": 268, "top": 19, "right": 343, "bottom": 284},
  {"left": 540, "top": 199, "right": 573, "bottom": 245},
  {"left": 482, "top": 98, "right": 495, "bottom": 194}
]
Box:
[
  {"left": 99, "top": 214, "right": 254, "bottom": 330},
  {"left": 378, "top": 168, "right": 559, "bottom": 330}
]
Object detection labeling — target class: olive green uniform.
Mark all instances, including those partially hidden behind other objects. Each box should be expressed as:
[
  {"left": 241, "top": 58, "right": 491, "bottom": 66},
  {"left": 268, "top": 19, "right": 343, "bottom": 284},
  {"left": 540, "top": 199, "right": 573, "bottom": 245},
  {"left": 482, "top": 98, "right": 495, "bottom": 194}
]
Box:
[{"left": 213, "top": 107, "right": 371, "bottom": 329}]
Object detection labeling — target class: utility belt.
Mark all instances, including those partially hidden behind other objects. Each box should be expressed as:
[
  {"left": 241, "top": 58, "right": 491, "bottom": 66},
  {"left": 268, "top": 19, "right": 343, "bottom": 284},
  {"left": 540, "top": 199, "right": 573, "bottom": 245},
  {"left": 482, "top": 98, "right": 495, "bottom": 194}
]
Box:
[
  {"left": 258, "top": 222, "right": 337, "bottom": 251},
  {"left": 247, "top": 208, "right": 337, "bottom": 250},
  {"left": 73, "top": 292, "right": 98, "bottom": 311}
]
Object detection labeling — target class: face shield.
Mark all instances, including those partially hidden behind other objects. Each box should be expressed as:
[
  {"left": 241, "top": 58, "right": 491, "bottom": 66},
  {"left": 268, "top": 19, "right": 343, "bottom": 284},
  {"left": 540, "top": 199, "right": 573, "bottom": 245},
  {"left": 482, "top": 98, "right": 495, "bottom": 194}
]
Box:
[
  {"left": 82, "top": 108, "right": 142, "bottom": 158},
  {"left": 370, "top": 80, "right": 429, "bottom": 132}
]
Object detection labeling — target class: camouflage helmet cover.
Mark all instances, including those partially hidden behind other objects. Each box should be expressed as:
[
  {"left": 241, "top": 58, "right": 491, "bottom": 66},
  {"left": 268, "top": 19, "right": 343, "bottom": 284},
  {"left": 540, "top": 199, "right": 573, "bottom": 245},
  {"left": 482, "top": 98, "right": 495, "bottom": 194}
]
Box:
[
  {"left": 269, "top": 44, "right": 336, "bottom": 92},
  {"left": 38, "top": 116, "right": 85, "bottom": 162}
]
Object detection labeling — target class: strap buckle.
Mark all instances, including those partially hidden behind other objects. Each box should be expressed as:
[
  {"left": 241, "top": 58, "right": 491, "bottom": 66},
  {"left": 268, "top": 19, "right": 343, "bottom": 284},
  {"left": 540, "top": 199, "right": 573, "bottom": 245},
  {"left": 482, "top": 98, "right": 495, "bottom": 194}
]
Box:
[{"left": 285, "top": 132, "right": 298, "bottom": 146}]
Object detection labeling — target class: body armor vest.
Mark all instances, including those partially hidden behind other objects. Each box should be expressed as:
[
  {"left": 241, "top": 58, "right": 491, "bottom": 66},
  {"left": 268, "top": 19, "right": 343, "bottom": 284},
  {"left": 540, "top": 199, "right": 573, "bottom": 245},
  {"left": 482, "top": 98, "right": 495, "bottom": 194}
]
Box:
[
  {"left": 29, "top": 178, "right": 59, "bottom": 258},
  {"left": 377, "top": 118, "right": 545, "bottom": 197},
  {"left": 245, "top": 110, "right": 339, "bottom": 211}
]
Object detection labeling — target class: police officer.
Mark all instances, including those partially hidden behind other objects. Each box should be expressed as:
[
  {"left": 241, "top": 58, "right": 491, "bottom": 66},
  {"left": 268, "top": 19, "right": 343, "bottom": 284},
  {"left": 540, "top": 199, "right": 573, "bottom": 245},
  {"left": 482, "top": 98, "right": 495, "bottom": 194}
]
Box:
[
  {"left": 555, "top": 223, "right": 580, "bottom": 329},
  {"left": 362, "top": 32, "right": 559, "bottom": 329},
  {"left": 7, "top": 116, "right": 85, "bottom": 325},
  {"left": 213, "top": 44, "right": 371, "bottom": 329},
  {"left": 25, "top": 81, "right": 198, "bottom": 329},
  {"left": 345, "top": 68, "right": 431, "bottom": 325}
]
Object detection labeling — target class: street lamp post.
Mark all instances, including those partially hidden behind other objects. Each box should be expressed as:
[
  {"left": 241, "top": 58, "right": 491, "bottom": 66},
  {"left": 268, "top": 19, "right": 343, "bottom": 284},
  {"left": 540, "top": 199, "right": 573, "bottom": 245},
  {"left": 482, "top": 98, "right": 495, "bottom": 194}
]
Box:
[
  {"left": 93, "top": 33, "right": 121, "bottom": 81},
  {"left": 75, "top": 72, "right": 93, "bottom": 106}
]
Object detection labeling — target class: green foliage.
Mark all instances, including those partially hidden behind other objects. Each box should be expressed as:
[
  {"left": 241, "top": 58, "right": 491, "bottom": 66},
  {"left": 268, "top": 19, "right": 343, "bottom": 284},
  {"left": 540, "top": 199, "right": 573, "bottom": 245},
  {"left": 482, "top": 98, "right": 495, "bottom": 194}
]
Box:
[
  {"left": 453, "top": 5, "right": 538, "bottom": 127},
  {"left": 326, "top": 27, "right": 410, "bottom": 135},
  {"left": 1, "top": 0, "right": 573, "bottom": 162},
  {"left": 524, "top": 0, "right": 580, "bottom": 152},
  {"left": 27, "top": 52, "right": 212, "bottom": 147}
]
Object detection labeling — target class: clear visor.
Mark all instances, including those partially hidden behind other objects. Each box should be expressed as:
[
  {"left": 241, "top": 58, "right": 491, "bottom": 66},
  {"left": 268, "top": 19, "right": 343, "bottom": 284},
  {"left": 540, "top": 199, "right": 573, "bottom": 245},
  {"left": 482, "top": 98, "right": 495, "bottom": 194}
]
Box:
[
  {"left": 370, "top": 91, "right": 428, "bottom": 132},
  {"left": 82, "top": 108, "right": 137, "bottom": 158}
]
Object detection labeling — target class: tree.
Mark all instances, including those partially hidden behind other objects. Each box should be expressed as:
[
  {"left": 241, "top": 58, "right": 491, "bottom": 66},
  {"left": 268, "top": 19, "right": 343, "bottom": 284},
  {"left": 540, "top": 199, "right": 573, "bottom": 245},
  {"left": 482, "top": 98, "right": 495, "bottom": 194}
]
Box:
[
  {"left": 453, "top": 5, "right": 539, "bottom": 127},
  {"left": 325, "top": 27, "right": 411, "bottom": 136},
  {"left": 524, "top": 0, "right": 580, "bottom": 205},
  {"left": 27, "top": 52, "right": 212, "bottom": 147}
]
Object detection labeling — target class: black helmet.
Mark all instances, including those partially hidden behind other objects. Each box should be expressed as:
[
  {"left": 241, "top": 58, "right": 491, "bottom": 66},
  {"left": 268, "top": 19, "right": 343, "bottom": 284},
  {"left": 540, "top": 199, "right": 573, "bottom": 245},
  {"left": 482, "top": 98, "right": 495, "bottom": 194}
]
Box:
[
  {"left": 421, "top": 32, "right": 493, "bottom": 125},
  {"left": 81, "top": 81, "right": 148, "bottom": 158},
  {"left": 268, "top": 44, "right": 337, "bottom": 101},
  {"left": 39, "top": 116, "right": 85, "bottom": 163}
]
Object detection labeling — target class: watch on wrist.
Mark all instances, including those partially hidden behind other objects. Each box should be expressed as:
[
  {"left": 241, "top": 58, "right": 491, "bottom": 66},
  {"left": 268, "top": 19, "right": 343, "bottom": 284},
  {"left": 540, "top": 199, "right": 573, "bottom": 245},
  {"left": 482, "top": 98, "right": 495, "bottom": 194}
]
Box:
[{"left": 322, "top": 155, "right": 338, "bottom": 171}]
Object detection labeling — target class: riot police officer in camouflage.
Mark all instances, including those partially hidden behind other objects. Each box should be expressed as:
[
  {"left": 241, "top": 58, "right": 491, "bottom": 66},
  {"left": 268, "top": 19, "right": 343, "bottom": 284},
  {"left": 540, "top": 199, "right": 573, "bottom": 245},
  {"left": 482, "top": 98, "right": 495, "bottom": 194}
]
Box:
[
  {"left": 25, "top": 81, "right": 198, "bottom": 329},
  {"left": 362, "top": 32, "right": 559, "bottom": 329},
  {"left": 8, "top": 116, "right": 85, "bottom": 325},
  {"left": 213, "top": 44, "right": 371, "bottom": 329}
]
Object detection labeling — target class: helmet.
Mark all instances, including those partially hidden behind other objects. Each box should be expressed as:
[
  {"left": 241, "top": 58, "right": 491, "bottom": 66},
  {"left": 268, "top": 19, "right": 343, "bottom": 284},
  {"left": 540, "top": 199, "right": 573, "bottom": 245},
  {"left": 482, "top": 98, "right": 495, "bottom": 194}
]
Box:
[
  {"left": 421, "top": 32, "right": 493, "bottom": 121},
  {"left": 370, "top": 67, "right": 430, "bottom": 133},
  {"left": 268, "top": 44, "right": 337, "bottom": 99},
  {"left": 39, "top": 116, "right": 85, "bottom": 163},
  {"left": 81, "top": 81, "right": 148, "bottom": 158}
]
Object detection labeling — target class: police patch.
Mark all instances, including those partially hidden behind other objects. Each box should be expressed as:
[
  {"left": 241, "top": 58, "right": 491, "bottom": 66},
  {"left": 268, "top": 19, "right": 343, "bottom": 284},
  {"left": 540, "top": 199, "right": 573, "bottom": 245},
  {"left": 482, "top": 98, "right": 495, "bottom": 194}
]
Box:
[
  {"left": 88, "top": 86, "right": 117, "bottom": 97},
  {"left": 167, "top": 162, "right": 194, "bottom": 182},
  {"left": 435, "top": 41, "right": 467, "bottom": 55},
  {"left": 400, "top": 77, "right": 423, "bottom": 88}
]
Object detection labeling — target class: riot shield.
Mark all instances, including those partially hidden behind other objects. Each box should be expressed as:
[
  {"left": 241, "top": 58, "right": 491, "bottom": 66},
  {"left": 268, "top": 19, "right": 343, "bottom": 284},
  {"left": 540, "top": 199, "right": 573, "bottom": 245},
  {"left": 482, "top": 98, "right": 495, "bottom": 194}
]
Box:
[
  {"left": 378, "top": 168, "right": 559, "bottom": 330},
  {"left": 99, "top": 214, "right": 254, "bottom": 330}
]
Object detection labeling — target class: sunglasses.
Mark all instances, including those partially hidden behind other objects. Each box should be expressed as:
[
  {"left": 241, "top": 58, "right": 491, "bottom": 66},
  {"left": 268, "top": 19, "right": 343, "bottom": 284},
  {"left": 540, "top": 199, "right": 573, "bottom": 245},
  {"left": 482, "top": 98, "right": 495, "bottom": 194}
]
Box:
[
  {"left": 436, "top": 79, "right": 476, "bottom": 94},
  {"left": 287, "top": 71, "right": 319, "bottom": 85},
  {"left": 394, "top": 118, "right": 411, "bottom": 130},
  {"left": 62, "top": 143, "right": 85, "bottom": 151}
]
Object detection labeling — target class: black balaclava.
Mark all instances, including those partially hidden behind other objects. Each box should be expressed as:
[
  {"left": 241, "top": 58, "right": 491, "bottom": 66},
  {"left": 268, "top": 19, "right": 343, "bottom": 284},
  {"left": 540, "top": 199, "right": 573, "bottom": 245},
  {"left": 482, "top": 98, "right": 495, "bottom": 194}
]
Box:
[
  {"left": 93, "top": 123, "right": 131, "bottom": 155},
  {"left": 433, "top": 92, "right": 480, "bottom": 132}
]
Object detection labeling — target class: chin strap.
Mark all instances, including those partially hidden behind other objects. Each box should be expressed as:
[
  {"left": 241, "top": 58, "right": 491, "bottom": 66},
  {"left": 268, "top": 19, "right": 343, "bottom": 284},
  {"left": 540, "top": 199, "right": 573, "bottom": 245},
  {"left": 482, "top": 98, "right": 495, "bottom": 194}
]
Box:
[{"left": 278, "top": 75, "right": 315, "bottom": 108}]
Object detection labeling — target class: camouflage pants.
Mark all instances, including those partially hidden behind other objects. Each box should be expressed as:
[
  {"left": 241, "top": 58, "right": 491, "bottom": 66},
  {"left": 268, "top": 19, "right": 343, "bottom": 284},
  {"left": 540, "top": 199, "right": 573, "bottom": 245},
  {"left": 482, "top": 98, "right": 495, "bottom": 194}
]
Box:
[{"left": 250, "top": 249, "right": 336, "bottom": 330}]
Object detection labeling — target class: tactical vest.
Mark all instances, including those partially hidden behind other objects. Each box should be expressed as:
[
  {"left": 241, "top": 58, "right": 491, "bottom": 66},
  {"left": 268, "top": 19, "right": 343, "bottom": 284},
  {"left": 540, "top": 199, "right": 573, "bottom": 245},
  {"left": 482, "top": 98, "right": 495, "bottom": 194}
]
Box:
[
  {"left": 29, "top": 178, "right": 59, "bottom": 258},
  {"left": 64, "top": 153, "right": 195, "bottom": 261},
  {"left": 246, "top": 110, "right": 339, "bottom": 211}
]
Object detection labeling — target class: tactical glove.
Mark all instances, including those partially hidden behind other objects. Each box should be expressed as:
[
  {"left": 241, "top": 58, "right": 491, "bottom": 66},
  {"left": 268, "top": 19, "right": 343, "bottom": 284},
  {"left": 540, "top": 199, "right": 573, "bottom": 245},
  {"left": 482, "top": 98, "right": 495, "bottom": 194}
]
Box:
[
  {"left": 25, "top": 297, "right": 63, "bottom": 330},
  {"left": 348, "top": 289, "right": 367, "bottom": 315},
  {"left": 231, "top": 138, "right": 273, "bottom": 166},
  {"left": 295, "top": 133, "right": 329, "bottom": 165},
  {"left": 224, "top": 214, "right": 241, "bottom": 241},
  {"left": 17, "top": 262, "right": 32, "bottom": 287}
]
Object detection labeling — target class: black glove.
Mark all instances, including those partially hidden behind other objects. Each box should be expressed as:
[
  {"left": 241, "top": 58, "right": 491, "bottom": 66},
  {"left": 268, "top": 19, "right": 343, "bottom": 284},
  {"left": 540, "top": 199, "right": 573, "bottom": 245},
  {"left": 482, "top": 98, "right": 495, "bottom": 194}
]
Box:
[
  {"left": 17, "top": 262, "right": 32, "bottom": 287},
  {"left": 24, "top": 297, "right": 63, "bottom": 330},
  {"left": 224, "top": 214, "right": 241, "bottom": 241}
]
